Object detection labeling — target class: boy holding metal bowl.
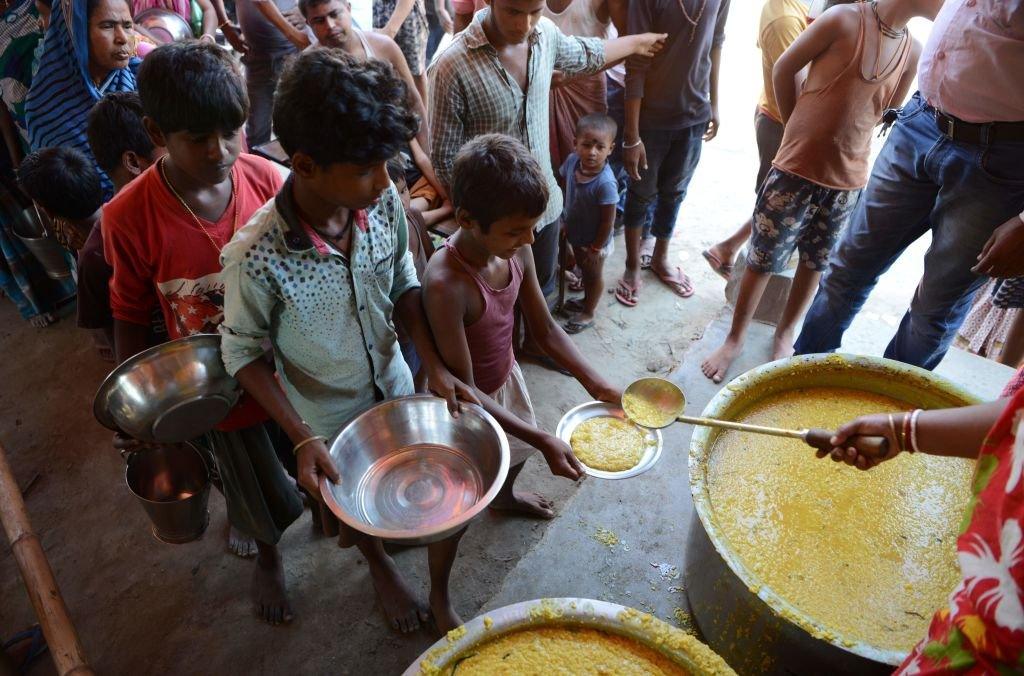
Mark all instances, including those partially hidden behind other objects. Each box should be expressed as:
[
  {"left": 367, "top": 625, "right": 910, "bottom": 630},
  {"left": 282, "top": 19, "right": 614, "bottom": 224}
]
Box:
[
  {"left": 422, "top": 134, "right": 621, "bottom": 518},
  {"left": 219, "top": 48, "right": 476, "bottom": 634}
]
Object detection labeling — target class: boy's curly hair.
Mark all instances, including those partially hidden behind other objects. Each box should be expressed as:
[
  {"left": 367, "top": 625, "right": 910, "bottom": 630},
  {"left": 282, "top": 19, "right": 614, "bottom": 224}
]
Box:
[{"left": 273, "top": 48, "right": 419, "bottom": 167}]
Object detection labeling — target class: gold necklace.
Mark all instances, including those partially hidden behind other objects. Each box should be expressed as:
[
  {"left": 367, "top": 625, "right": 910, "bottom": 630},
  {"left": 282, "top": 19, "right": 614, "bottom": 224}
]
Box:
[
  {"left": 675, "top": 0, "right": 708, "bottom": 44},
  {"left": 158, "top": 156, "right": 237, "bottom": 254}
]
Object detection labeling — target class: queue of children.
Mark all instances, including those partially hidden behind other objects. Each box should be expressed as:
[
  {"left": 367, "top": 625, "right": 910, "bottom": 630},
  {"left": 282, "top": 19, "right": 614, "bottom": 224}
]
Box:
[{"left": 3, "top": 0, "right": 1024, "bottom": 670}]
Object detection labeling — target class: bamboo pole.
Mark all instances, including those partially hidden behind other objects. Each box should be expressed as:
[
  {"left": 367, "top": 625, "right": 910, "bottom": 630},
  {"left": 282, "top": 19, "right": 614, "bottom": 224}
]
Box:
[{"left": 0, "top": 439, "right": 93, "bottom": 676}]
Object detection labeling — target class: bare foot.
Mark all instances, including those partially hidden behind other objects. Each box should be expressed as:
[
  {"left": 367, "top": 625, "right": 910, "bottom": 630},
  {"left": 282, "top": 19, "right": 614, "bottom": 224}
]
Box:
[
  {"left": 228, "top": 524, "right": 258, "bottom": 558},
  {"left": 251, "top": 551, "right": 293, "bottom": 626},
  {"left": 28, "top": 312, "right": 55, "bottom": 328},
  {"left": 489, "top": 491, "right": 555, "bottom": 519},
  {"left": 366, "top": 553, "right": 428, "bottom": 633},
  {"left": 701, "top": 339, "right": 741, "bottom": 384},
  {"left": 771, "top": 331, "right": 795, "bottom": 362},
  {"left": 429, "top": 589, "right": 464, "bottom": 635}
]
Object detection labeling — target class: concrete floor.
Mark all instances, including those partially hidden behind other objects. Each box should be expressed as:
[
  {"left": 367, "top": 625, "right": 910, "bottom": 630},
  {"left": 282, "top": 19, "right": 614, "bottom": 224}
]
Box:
[{"left": 1, "top": 10, "right": 1007, "bottom": 676}]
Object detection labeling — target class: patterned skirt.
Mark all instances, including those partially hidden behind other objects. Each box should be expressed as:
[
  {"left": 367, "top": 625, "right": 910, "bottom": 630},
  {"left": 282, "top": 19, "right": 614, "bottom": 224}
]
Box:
[{"left": 373, "top": 0, "right": 428, "bottom": 75}]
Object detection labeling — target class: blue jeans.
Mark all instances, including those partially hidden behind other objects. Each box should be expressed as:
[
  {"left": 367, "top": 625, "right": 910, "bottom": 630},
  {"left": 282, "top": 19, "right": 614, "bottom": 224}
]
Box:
[
  {"left": 243, "top": 53, "right": 293, "bottom": 146},
  {"left": 794, "top": 92, "right": 1024, "bottom": 369},
  {"left": 623, "top": 124, "right": 704, "bottom": 240}
]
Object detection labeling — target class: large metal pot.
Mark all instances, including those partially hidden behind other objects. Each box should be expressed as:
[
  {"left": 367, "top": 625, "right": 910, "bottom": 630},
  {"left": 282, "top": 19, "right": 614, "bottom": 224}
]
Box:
[
  {"left": 685, "top": 354, "right": 978, "bottom": 675},
  {"left": 404, "top": 598, "right": 735, "bottom": 675}
]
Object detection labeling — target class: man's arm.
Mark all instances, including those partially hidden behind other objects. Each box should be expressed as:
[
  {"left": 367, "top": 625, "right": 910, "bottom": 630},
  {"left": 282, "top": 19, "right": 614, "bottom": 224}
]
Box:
[
  {"left": 209, "top": 0, "right": 248, "bottom": 53},
  {"left": 886, "top": 40, "right": 922, "bottom": 120},
  {"left": 705, "top": 45, "right": 722, "bottom": 141},
  {"left": 254, "top": 0, "right": 310, "bottom": 48},
  {"left": 772, "top": 9, "right": 843, "bottom": 123},
  {"left": 379, "top": 0, "right": 415, "bottom": 39},
  {"left": 516, "top": 245, "right": 619, "bottom": 402},
  {"left": 428, "top": 64, "right": 466, "bottom": 193},
  {"left": 373, "top": 33, "right": 431, "bottom": 152},
  {"left": 421, "top": 261, "right": 584, "bottom": 479},
  {"left": 605, "top": 0, "right": 627, "bottom": 35},
  {"left": 196, "top": 0, "right": 218, "bottom": 37},
  {"left": 434, "top": 0, "right": 453, "bottom": 33}
]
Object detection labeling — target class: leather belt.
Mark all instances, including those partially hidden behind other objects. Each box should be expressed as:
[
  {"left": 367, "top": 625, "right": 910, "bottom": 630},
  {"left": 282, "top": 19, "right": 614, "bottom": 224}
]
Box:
[{"left": 925, "top": 104, "right": 1024, "bottom": 144}]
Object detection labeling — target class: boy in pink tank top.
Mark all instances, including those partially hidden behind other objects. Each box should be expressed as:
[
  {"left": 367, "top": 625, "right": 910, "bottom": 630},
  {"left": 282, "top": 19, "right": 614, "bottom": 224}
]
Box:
[
  {"left": 424, "top": 134, "right": 621, "bottom": 518},
  {"left": 701, "top": 0, "right": 929, "bottom": 384}
]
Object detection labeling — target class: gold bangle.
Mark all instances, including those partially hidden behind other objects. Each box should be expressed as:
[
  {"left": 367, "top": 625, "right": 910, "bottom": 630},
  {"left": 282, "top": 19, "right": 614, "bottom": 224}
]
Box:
[
  {"left": 292, "top": 435, "right": 326, "bottom": 455},
  {"left": 218, "top": 19, "right": 230, "bottom": 28}
]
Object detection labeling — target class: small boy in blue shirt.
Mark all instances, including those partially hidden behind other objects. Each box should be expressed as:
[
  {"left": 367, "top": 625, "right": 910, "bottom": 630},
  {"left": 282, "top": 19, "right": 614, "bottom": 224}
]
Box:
[{"left": 559, "top": 114, "right": 618, "bottom": 334}]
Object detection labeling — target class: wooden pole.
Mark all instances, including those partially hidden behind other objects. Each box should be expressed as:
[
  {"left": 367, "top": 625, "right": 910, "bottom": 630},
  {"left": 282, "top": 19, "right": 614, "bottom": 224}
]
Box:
[{"left": 0, "top": 440, "right": 93, "bottom": 676}]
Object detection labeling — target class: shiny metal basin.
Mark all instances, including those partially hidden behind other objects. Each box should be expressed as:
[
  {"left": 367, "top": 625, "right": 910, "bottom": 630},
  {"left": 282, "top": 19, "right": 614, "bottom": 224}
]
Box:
[
  {"left": 320, "top": 395, "right": 509, "bottom": 545},
  {"left": 686, "top": 354, "right": 978, "bottom": 674},
  {"left": 556, "top": 401, "right": 663, "bottom": 479},
  {"left": 93, "top": 334, "right": 240, "bottom": 443},
  {"left": 404, "top": 597, "right": 735, "bottom": 675},
  {"left": 133, "top": 7, "right": 193, "bottom": 43}
]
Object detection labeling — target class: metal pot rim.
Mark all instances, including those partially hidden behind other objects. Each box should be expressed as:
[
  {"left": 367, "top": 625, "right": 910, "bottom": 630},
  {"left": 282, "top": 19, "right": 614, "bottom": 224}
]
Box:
[
  {"left": 687, "top": 353, "right": 978, "bottom": 666},
  {"left": 402, "top": 597, "right": 734, "bottom": 675},
  {"left": 320, "top": 394, "right": 510, "bottom": 544}
]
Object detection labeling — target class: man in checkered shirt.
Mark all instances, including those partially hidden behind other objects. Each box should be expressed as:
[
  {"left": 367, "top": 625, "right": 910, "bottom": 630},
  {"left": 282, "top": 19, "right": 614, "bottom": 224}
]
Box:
[{"left": 429, "top": 0, "right": 665, "bottom": 308}]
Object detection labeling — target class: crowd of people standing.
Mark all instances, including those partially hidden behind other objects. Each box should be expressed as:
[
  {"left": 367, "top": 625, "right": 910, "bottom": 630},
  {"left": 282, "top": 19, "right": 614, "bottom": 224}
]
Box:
[{"left": 0, "top": 0, "right": 1022, "bottom": 671}]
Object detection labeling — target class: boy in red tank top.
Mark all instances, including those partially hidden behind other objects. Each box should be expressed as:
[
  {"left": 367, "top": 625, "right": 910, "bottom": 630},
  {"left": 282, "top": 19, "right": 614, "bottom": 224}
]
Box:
[
  {"left": 423, "top": 134, "right": 621, "bottom": 518},
  {"left": 701, "top": 0, "right": 930, "bottom": 384}
]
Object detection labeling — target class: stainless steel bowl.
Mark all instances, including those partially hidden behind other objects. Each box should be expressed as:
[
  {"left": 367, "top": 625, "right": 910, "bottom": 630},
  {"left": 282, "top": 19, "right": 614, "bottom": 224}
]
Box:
[
  {"left": 320, "top": 395, "right": 509, "bottom": 545},
  {"left": 93, "top": 334, "right": 240, "bottom": 443},
  {"left": 404, "top": 598, "right": 736, "bottom": 675},
  {"left": 133, "top": 7, "right": 193, "bottom": 43},
  {"left": 556, "top": 401, "right": 663, "bottom": 479}
]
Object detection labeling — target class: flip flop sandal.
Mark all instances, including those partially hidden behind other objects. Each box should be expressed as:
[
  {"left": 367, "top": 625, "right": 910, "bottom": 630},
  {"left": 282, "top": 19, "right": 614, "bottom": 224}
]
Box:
[
  {"left": 2, "top": 625, "right": 48, "bottom": 672},
  {"left": 563, "top": 319, "right": 595, "bottom": 334},
  {"left": 701, "top": 249, "right": 734, "bottom": 281},
  {"left": 655, "top": 266, "right": 695, "bottom": 298},
  {"left": 614, "top": 278, "right": 640, "bottom": 307}
]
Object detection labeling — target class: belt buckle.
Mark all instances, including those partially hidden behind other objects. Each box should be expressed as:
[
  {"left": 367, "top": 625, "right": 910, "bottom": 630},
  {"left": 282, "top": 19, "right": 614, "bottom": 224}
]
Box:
[{"left": 945, "top": 115, "right": 955, "bottom": 138}]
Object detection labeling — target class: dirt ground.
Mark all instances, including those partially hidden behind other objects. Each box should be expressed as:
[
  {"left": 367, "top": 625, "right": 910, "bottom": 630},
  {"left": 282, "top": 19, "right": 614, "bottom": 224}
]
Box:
[{"left": 0, "top": 9, "right": 960, "bottom": 676}]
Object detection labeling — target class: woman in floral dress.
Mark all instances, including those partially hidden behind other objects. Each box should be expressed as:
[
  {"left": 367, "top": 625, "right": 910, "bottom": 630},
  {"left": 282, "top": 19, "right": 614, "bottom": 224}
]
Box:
[{"left": 825, "top": 381, "right": 1024, "bottom": 673}]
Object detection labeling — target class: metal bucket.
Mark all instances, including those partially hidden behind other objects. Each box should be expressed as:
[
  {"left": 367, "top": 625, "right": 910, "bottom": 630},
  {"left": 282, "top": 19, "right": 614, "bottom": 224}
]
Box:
[
  {"left": 12, "top": 207, "right": 73, "bottom": 281},
  {"left": 126, "top": 443, "right": 211, "bottom": 544},
  {"left": 685, "top": 354, "right": 978, "bottom": 675}
]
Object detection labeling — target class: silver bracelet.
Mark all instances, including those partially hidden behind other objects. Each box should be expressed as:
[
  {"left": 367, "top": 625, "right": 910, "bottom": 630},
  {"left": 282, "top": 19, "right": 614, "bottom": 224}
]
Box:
[
  {"left": 622, "top": 139, "right": 643, "bottom": 149},
  {"left": 909, "top": 409, "right": 922, "bottom": 453}
]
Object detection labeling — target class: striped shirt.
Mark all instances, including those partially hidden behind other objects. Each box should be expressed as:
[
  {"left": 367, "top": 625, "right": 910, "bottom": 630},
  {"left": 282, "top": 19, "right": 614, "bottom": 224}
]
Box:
[{"left": 428, "top": 8, "right": 605, "bottom": 228}]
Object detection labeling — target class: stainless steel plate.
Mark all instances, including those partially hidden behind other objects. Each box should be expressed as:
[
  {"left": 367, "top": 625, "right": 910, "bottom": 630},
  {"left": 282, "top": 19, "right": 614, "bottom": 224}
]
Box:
[{"left": 556, "top": 401, "right": 663, "bottom": 479}]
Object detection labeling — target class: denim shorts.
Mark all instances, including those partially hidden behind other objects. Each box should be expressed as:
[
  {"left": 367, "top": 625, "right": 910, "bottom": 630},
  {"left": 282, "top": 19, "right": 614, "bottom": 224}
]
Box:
[{"left": 747, "top": 168, "right": 861, "bottom": 274}]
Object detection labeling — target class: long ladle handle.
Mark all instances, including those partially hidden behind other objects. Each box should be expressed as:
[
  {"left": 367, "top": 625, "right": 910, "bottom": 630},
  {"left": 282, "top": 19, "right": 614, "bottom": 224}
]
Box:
[{"left": 676, "top": 415, "right": 890, "bottom": 458}]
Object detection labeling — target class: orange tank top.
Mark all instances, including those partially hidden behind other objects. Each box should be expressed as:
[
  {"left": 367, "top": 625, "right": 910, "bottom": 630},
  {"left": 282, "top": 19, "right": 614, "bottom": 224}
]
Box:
[{"left": 772, "top": 2, "right": 911, "bottom": 190}]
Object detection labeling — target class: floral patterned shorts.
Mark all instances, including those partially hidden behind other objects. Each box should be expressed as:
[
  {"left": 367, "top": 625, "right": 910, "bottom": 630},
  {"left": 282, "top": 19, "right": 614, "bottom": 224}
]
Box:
[{"left": 746, "top": 168, "right": 861, "bottom": 274}]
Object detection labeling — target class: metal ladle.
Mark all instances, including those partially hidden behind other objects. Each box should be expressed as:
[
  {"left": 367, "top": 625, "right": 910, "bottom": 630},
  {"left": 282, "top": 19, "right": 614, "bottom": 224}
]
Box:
[{"left": 621, "top": 377, "right": 889, "bottom": 457}]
